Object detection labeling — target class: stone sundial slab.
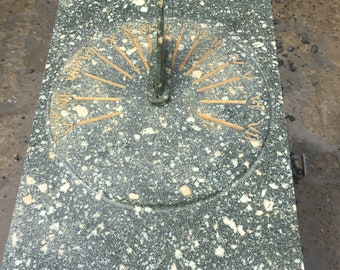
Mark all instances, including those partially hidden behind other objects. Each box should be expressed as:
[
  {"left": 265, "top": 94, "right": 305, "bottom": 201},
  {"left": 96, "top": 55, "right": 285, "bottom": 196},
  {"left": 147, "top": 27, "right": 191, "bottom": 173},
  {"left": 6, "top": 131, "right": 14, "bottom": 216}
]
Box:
[{"left": 2, "top": 1, "right": 303, "bottom": 269}]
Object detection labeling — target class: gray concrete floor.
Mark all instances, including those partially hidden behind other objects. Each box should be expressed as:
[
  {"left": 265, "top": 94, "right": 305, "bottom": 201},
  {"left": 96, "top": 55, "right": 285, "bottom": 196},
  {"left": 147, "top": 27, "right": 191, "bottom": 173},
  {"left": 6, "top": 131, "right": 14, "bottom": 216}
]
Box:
[{"left": 0, "top": 0, "right": 339, "bottom": 269}]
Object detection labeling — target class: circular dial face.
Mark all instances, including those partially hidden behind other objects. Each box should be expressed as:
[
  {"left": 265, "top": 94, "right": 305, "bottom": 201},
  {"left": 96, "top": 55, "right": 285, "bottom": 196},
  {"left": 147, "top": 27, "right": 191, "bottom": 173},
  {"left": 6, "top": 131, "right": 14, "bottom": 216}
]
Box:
[{"left": 49, "top": 19, "right": 271, "bottom": 207}]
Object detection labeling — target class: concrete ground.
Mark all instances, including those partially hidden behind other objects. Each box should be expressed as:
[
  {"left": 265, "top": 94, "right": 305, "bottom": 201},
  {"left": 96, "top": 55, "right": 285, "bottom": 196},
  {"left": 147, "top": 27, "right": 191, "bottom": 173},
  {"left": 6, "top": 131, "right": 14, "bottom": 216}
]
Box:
[{"left": 0, "top": 0, "right": 339, "bottom": 269}]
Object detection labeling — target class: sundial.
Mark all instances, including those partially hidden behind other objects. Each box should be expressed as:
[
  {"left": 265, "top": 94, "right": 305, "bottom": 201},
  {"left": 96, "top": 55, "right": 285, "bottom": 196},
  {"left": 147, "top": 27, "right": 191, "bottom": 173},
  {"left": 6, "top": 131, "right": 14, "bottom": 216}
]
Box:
[
  {"left": 2, "top": 0, "right": 303, "bottom": 269},
  {"left": 49, "top": 4, "right": 270, "bottom": 207}
]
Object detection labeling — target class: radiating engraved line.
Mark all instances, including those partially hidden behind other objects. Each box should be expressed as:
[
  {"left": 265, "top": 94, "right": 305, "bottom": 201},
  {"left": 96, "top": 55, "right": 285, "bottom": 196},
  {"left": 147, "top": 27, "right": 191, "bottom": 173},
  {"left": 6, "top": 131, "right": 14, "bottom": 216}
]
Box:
[
  {"left": 103, "top": 34, "right": 141, "bottom": 75},
  {"left": 125, "top": 29, "right": 150, "bottom": 72},
  {"left": 62, "top": 112, "right": 122, "bottom": 135},
  {"left": 178, "top": 31, "right": 200, "bottom": 72},
  {"left": 192, "top": 62, "right": 230, "bottom": 84},
  {"left": 197, "top": 71, "right": 253, "bottom": 92},
  {"left": 114, "top": 44, "right": 141, "bottom": 75},
  {"left": 83, "top": 72, "right": 126, "bottom": 89},
  {"left": 197, "top": 113, "right": 244, "bottom": 131},
  {"left": 94, "top": 52, "right": 133, "bottom": 79},
  {"left": 72, "top": 96, "right": 121, "bottom": 102},
  {"left": 76, "top": 112, "right": 122, "bottom": 126},
  {"left": 200, "top": 99, "right": 247, "bottom": 105},
  {"left": 197, "top": 76, "right": 240, "bottom": 92},
  {"left": 171, "top": 27, "right": 185, "bottom": 70},
  {"left": 184, "top": 48, "right": 214, "bottom": 76},
  {"left": 147, "top": 26, "right": 153, "bottom": 55}
]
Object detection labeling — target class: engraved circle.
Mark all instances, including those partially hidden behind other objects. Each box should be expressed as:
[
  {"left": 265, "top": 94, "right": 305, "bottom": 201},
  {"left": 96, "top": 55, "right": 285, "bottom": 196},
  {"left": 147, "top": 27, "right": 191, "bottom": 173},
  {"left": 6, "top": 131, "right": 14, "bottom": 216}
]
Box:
[{"left": 49, "top": 20, "right": 271, "bottom": 207}]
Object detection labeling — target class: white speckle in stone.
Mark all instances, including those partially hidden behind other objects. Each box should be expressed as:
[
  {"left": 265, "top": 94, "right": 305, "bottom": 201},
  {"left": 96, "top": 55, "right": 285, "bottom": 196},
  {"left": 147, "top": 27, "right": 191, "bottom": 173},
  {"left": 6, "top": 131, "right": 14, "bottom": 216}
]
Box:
[
  {"left": 50, "top": 223, "right": 59, "bottom": 231},
  {"left": 145, "top": 207, "right": 152, "bottom": 213},
  {"left": 187, "top": 116, "right": 195, "bottom": 123},
  {"left": 252, "top": 41, "right": 264, "bottom": 48},
  {"left": 256, "top": 210, "right": 264, "bottom": 216},
  {"left": 81, "top": 141, "right": 89, "bottom": 147},
  {"left": 175, "top": 249, "right": 182, "bottom": 259},
  {"left": 189, "top": 261, "right": 196, "bottom": 269},
  {"left": 95, "top": 190, "right": 104, "bottom": 201},
  {"left": 127, "top": 47, "right": 136, "bottom": 55},
  {"left": 215, "top": 246, "right": 225, "bottom": 257},
  {"left": 73, "top": 105, "right": 88, "bottom": 117},
  {"left": 11, "top": 233, "right": 18, "bottom": 247},
  {"left": 75, "top": 179, "right": 82, "bottom": 185},
  {"left": 238, "top": 153, "right": 244, "bottom": 158},
  {"left": 47, "top": 206, "right": 55, "bottom": 215},
  {"left": 102, "top": 7, "right": 107, "bottom": 12},
  {"left": 223, "top": 217, "right": 237, "bottom": 233},
  {"left": 200, "top": 0, "right": 205, "bottom": 5},
  {"left": 192, "top": 167, "right": 199, "bottom": 172},
  {"left": 237, "top": 225, "right": 246, "bottom": 236},
  {"left": 81, "top": 166, "right": 88, "bottom": 172},
  {"left": 132, "top": 0, "right": 145, "bottom": 6},
  {"left": 292, "top": 204, "right": 297, "bottom": 212},
  {"left": 49, "top": 152, "right": 56, "bottom": 160},
  {"left": 60, "top": 182, "right": 70, "bottom": 193},
  {"left": 239, "top": 194, "right": 252, "bottom": 203},
  {"left": 134, "top": 134, "right": 141, "bottom": 141},
  {"left": 262, "top": 23, "right": 267, "bottom": 28},
  {"left": 128, "top": 193, "right": 140, "bottom": 200},
  {"left": 192, "top": 125, "right": 201, "bottom": 131},
  {"left": 231, "top": 158, "right": 238, "bottom": 168},
  {"left": 246, "top": 205, "right": 253, "bottom": 211},
  {"left": 261, "top": 189, "right": 267, "bottom": 197},
  {"left": 127, "top": 247, "right": 133, "bottom": 254},
  {"left": 26, "top": 176, "right": 35, "bottom": 185},
  {"left": 140, "top": 6, "right": 148, "bottom": 12},
  {"left": 14, "top": 260, "right": 22, "bottom": 266},
  {"left": 141, "top": 127, "right": 157, "bottom": 135},
  {"left": 55, "top": 202, "right": 62, "bottom": 208},
  {"left": 192, "top": 70, "right": 202, "bottom": 79},
  {"left": 230, "top": 244, "right": 238, "bottom": 249},
  {"left": 38, "top": 183, "right": 48, "bottom": 193},
  {"left": 161, "top": 121, "right": 168, "bottom": 128},
  {"left": 269, "top": 183, "right": 279, "bottom": 189},
  {"left": 171, "top": 263, "right": 178, "bottom": 270},
  {"left": 215, "top": 150, "right": 222, "bottom": 157},
  {"left": 179, "top": 185, "right": 192, "bottom": 197},
  {"left": 264, "top": 199, "right": 274, "bottom": 211},
  {"left": 244, "top": 161, "right": 250, "bottom": 168},
  {"left": 119, "top": 264, "right": 126, "bottom": 270},
  {"left": 281, "top": 183, "right": 290, "bottom": 189},
  {"left": 41, "top": 245, "right": 48, "bottom": 253},
  {"left": 23, "top": 194, "right": 35, "bottom": 205},
  {"left": 256, "top": 170, "right": 262, "bottom": 176},
  {"left": 250, "top": 140, "right": 260, "bottom": 148}
]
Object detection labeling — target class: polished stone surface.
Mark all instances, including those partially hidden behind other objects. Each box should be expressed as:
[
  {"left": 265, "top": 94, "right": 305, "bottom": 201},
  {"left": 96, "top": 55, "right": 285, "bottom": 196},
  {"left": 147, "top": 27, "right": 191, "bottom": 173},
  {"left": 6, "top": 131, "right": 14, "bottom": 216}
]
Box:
[{"left": 2, "top": 0, "right": 303, "bottom": 269}]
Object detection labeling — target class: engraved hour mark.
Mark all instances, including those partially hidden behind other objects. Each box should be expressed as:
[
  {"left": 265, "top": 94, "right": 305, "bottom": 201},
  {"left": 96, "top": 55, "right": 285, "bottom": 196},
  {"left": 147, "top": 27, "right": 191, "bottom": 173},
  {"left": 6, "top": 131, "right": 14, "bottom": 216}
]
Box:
[
  {"left": 124, "top": 28, "right": 150, "bottom": 72},
  {"left": 197, "top": 71, "right": 253, "bottom": 92},
  {"left": 179, "top": 31, "right": 208, "bottom": 72},
  {"left": 61, "top": 112, "right": 122, "bottom": 135},
  {"left": 102, "top": 34, "right": 141, "bottom": 75},
  {"left": 83, "top": 72, "right": 126, "bottom": 89},
  {"left": 184, "top": 39, "right": 222, "bottom": 77},
  {"left": 171, "top": 27, "right": 185, "bottom": 70},
  {"left": 197, "top": 113, "right": 244, "bottom": 131}
]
